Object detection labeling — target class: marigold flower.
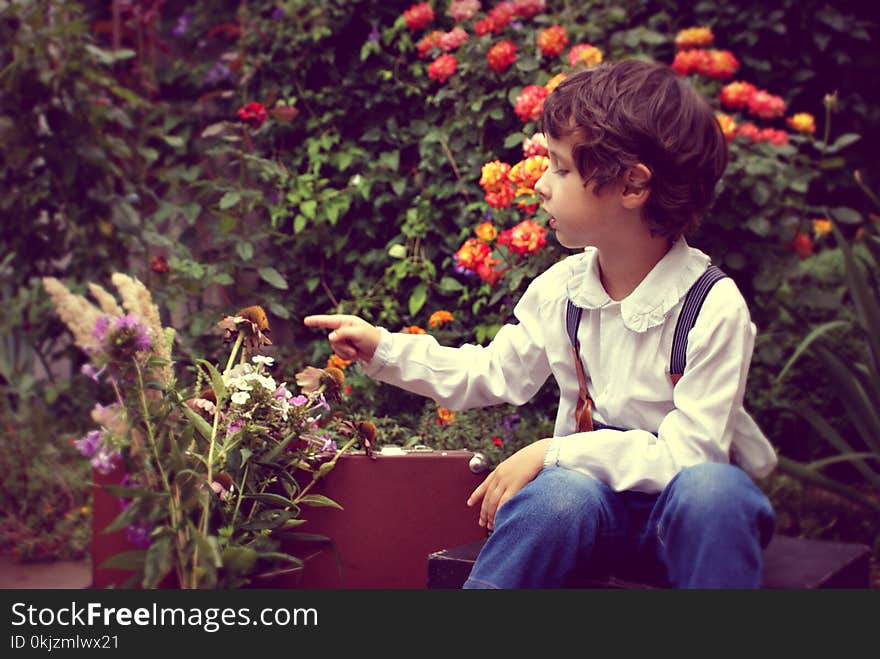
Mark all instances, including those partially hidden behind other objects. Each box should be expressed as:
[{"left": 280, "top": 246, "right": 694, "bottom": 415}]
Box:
[
  {"left": 544, "top": 72, "right": 567, "bottom": 94},
  {"left": 487, "top": 40, "right": 517, "bottom": 72},
  {"left": 417, "top": 30, "right": 444, "bottom": 58},
  {"left": 512, "top": 0, "right": 546, "bottom": 18},
  {"left": 454, "top": 238, "right": 492, "bottom": 270},
  {"left": 537, "top": 25, "right": 568, "bottom": 57},
  {"left": 429, "top": 310, "right": 455, "bottom": 327},
  {"left": 436, "top": 407, "right": 456, "bottom": 425},
  {"left": 509, "top": 155, "right": 549, "bottom": 197},
  {"left": 479, "top": 160, "right": 512, "bottom": 193},
  {"left": 786, "top": 232, "right": 813, "bottom": 259},
  {"left": 747, "top": 89, "right": 786, "bottom": 120},
  {"left": 720, "top": 81, "right": 757, "bottom": 110},
  {"left": 402, "top": 325, "right": 427, "bottom": 334},
  {"left": 236, "top": 102, "right": 268, "bottom": 128},
  {"left": 448, "top": 0, "right": 481, "bottom": 22},
  {"left": 674, "top": 26, "right": 714, "bottom": 50},
  {"left": 475, "top": 221, "right": 498, "bottom": 242},
  {"left": 476, "top": 256, "right": 506, "bottom": 285},
  {"left": 402, "top": 2, "right": 434, "bottom": 31},
  {"left": 812, "top": 218, "right": 832, "bottom": 237},
  {"left": 567, "top": 43, "right": 603, "bottom": 68},
  {"left": 514, "top": 84, "right": 548, "bottom": 123},
  {"left": 787, "top": 112, "right": 816, "bottom": 135},
  {"left": 498, "top": 219, "right": 547, "bottom": 256},
  {"left": 522, "top": 132, "right": 548, "bottom": 157},
  {"left": 715, "top": 112, "right": 737, "bottom": 143},
  {"left": 327, "top": 354, "right": 352, "bottom": 369},
  {"left": 440, "top": 27, "right": 468, "bottom": 51},
  {"left": 427, "top": 53, "right": 458, "bottom": 84}
]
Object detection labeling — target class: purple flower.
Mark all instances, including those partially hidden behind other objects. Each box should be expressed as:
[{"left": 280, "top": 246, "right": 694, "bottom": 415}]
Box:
[
  {"left": 227, "top": 419, "right": 243, "bottom": 437},
  {"left": 368, "top": 26, "right": 380, "bottom": 43},
  {"left": 320, "top": 436, "right": 337, "bottom": 453},
  {"left": 74, "top": 430, "right": 102, "bottom": 458},
  {"left": 204, "top": 61, "right": 231, "bottom": 85},
  {"left": 81, "top": 363, "right": 106, "bottom": 382},
  {"left": 134, "top": 328, "right": 152, "bottom": 352},
  {"left": 92, "top": 316, "right": 111, "bottom": 342},
  {"left": 114, "top": 314, "right": 140, "bottom": 332},
  {"left": 271, "top": 6, "right": 285, "bottom": 20},
  {"left": 172, "top": 13, "right": 192, "bottom": 37},
  {"left": 126, "top": 522, "right": 153, "bottom": 549},
  {"left": 90, "top": 446, "right": 121, "bottom": 475},
  {"left": 291, "top": 395, "right": 308, "bottom": 407}
]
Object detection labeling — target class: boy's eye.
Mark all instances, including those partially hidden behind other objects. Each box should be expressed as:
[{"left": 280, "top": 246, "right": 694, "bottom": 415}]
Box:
[{"left": 554, "top": 168, "right": 569, "bottom": 175}]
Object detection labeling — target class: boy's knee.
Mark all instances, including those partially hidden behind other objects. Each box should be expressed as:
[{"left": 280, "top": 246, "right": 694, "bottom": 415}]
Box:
[{"left": 503, "top": 467, "right": 610, "bottom": 523}]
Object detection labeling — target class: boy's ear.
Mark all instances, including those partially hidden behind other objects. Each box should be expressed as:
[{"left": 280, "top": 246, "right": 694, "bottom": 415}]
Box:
[{"left": 621, "top": 163, "right": 651, "bottom": 209}]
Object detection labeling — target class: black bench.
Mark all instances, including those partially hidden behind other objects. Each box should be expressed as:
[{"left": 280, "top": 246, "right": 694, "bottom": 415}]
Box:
[{"left": 427, "top": 534, "right": 872, "bottom": 589}]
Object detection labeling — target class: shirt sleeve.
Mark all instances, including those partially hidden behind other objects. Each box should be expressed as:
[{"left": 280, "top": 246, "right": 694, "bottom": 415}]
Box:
[
  {"left": 359, "top": 270, "right": 559, "bottom": 411},
  {"left": 543, "top": 279, "right": 757, "bottom": 493}
]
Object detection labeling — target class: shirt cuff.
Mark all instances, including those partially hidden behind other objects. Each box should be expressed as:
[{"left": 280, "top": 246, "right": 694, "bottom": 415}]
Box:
[
  {"left": 359, "top": 327, "right": 393, "bottom": 378},
  {"left": 543, "top": 436, "right": 562, "bottom": 469}
]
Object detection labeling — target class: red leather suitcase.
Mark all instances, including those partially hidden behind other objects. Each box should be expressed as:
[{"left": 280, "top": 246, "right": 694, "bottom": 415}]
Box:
[
  {"left": 91, "top": 448, "right": 488, "bottom": 589},
  {"left": 287, "top": 448, "right": 489, "bottom": 589}
]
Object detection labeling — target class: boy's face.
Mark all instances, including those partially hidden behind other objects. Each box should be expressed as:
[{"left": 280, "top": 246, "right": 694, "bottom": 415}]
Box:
[{"left": 535, "top": 131, "right": 623, "bottom": 250}]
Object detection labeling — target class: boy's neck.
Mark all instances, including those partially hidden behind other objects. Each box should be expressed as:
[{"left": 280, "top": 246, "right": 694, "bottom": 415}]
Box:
[{"left": 596, "top": 233, "right": 673, "bottom": 302}]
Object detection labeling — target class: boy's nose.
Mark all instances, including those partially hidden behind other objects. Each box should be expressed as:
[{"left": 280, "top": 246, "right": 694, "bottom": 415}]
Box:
[{"left": 535, "top": 171, "right": 549, "bottom": 200}]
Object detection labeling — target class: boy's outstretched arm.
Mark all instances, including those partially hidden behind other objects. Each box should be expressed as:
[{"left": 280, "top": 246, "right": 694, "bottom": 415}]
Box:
[
  {"left": 467, "top": 438, "right": 551, "bottom": 531},
  {"left": 304, "top": 314, "right": 381, "bottom": 362}
]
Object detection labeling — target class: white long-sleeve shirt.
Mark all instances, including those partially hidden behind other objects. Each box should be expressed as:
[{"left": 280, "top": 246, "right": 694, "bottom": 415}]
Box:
[{"left": 361, "top": 238, "right": 778, "bottom": 493}]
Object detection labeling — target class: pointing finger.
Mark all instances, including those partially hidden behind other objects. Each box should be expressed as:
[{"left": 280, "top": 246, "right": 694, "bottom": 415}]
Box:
[{"left": 304, "top": 315, "right": 345, "bottom": 330}]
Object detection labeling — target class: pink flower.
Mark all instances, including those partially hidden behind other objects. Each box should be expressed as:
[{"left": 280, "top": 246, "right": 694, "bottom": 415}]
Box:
[
  {"left": 427, "top": 53, "right": 458, "bottom": 84},
  {"left": 402, "top": 2, "right": 434, "bottom": 31},
  {"left": 514, "top": 85, "right": 548, "bottom": 123}
]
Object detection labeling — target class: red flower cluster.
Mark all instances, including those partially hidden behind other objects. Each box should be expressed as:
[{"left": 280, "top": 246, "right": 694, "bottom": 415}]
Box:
[
  {"left": 402, "top": 2, "right": 434, "bottom": 31},
  {"left": 737, "top": 123, "right": 789, "bottom": 146},
  {"left": 786, "top": 232, "right": 813, "bottom": 259},
  {"left": 747, "top": 89, "right": 786, "bottom": 120},
  {"left": 479, "top": 160, "right": 515, "bottom": 208},
  {"left": 511, "top": 0, "right": 546, "bottom": 19},
  {"left": 487, "top": 40, "right": 517, "bottom": 72},
  {"left": 236, "top": 101, "right": 268, "bottom": 128},
  {"left": 475, "top": 1, "right": 515, "bottom": 36},
  {"left": 149, "top": 255, "right": 169, "bottom": 274},
  {"left": 719, "top": 81, "right": 756, "bottom": 109},
  {"left": 498, "top": 219, "right": 546, "bottom": 256},
  {"left": 514, "top": 84, "right": 548, "bottom": 123},
  {"left": 674, "top": 26, "right": 714, "bottom": 50},
  {"left": 567, "top": 43, "right": 603, "bottom": 68},
  {"left": 536, "top": 25, "right": 568, "bottom": 57},
  {"left": 454, "top": 238, "right": 506, "bottom": 285},
  {"left": 428, "top": 54, "right": 458, "bottom": 84},
  {"left": 672, "top": 49, "right": 739, "bottom": 79},
  {"left": 417, "top": 27, "right": 468, "bottom": 58}
]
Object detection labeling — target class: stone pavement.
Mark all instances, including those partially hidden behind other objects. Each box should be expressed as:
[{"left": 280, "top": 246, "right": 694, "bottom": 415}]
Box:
[{"left": 0, "top": 554, "right": 92, "bottom": 589}]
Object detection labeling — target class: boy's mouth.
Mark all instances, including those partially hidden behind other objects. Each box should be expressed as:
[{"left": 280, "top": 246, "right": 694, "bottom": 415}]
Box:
[{"left": 549, "top": 217, "right": 558, "bottom": 228}]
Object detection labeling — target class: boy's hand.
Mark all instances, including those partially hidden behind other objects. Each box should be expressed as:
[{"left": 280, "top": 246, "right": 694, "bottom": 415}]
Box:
[
  {"left": 467, "top": 438, "right": 551, "bottom": 531},
  {"left": 304, "top": 314, "right": 381, "bottom": 362}
]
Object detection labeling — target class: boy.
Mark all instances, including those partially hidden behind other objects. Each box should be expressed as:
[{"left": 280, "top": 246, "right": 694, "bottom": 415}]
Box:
[{"left": 305, "top": 59, "right": 777, "bottom": 588}]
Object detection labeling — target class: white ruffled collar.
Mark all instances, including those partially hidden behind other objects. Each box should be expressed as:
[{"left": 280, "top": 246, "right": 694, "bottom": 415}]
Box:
[{"left": 565, "top": 238, "right": 711, "bottom": 333}]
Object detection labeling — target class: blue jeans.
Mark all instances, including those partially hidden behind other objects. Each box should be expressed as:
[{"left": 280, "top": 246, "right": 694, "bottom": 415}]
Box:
[{"left": 463, "top": 462, "right": 775, "bottom": 589}]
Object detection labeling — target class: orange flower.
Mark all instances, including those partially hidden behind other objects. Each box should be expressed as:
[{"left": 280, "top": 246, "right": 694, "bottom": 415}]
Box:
[
  {"left": 436, "top": 406, "right": 456, "bottom": 425},
  {"left": 812, "top": 218, "right": 832, "bottom": 237},
  {"left": 487, "top": 40, "right": 517, "bottom": 72},
  {"left": 514, "top": 84, "right": 548, "bottom": 123},
  {"left": 509, "top": 155, "right": 550, "bottom": 197},
  {"left": 537, "top": 25, "right": 568, "bottom": 57},
  {"left": 416, "top": 30, "right": 443, "bottom": 59},
  {"left": 475, "top": 221, "right": 498, "bottom": 242},
  {"left": 454, "top": 238, "right": 492, "bottom": 270},
  {"left": 567, "top": 44, "right": 603, "bottom": 68},
  {"left": 498, "top": 219, "right": 547, "bottom": 256},
  {"left": 522, "top": 132, "right": 548, "bottom": 158},
  {"left": 787, "top": 112, "right": 816, "bottom": 135},
  {"left": 327, "top": 353, "right": 352, "bottom": 369},
  {"left": 544, "top": 72, "right": 567, "bottom": 94},
  {"left": 429, "top": 310, "right": 454, "bottom": 327},
  {"left": 715, "top": 112, "right": 737, "bottom": 143},
  {"left": 476, "top": 256, "right": 506, "bottom": 285},
  {"left": 720, "top": 81, "right": 757, "bottom": 110},
  {"left": 674, "top": 26, "right": 714, "bottom": 50},
  {"left": 479, "top": 161, "right": 512, "bottom": 193},
  {"left": 402, "top": 325, "right": 427, "bottom": 334}
]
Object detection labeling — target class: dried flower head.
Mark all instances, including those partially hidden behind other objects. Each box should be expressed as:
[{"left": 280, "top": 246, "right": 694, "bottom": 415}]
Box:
[
  {"left": 218, "top": 306, "right": 272, "bottom": 355},
  {"left": 294, "top": 365, "right": 345, "bottom": 403}
]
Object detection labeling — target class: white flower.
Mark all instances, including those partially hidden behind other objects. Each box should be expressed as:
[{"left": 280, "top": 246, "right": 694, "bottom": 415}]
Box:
[
  {"left": 231, "top": 391, "right": 250, "bottom": 405},
  {"left": 252, "top": 355, "right": 275, "bottom": 366}
]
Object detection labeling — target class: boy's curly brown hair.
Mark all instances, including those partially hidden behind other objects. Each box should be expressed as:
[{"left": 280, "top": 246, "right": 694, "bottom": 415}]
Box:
[{"left": 540, "top": 59, "right": 728, "bottom": 240}]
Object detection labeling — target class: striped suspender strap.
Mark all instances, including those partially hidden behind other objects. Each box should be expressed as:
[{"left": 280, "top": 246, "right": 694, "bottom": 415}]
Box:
[
  {"left": 668, "top": 265, "right": 728, "bottom": 385},
  {"left": 565, "top": 301, "right": 594, "bottom": 432}
]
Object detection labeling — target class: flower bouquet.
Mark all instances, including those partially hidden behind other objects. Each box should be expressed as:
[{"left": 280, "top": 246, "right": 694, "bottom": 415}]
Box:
[{"left": 43, "top": 274, "right": 370, "bottom": 588}]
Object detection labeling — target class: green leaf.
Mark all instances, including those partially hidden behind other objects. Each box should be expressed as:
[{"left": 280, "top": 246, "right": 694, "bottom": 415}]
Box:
[
  {"left": 222, "top": 546, "right": 259, "bottom": 574},
  {"left": 181, "top": 404, "right": 214, "bottom": 442},
  {"left": 775, "top": 320, "right": 849, "bottom": 384},
  {"left": 438, "top": 276, "right": 464, "bottom": 292},
  {"left": 196, "top": 359, "right": 227, "bottom": 406},
  {"left": 829, "top": 206, "right": 862, "bottom": 224},
  {"left": 236, "top": 241, "right": 254, "bottom": 261},
  {"left": 143, "top": 536, "right": 173, "bottom": 589},
  {"left": 242, "top": 492, "right": 296, "bottom": 508},
  {"left": 826, "top": 133, "right": 861, "bottom": 153},
  {"left": 99, "top": 550, "right": 146, "bottom": 571},
  {"left": 219, "top": 191, "right": 241, "bottom": 210},
  {"left": 504, "top": 132, "right": 526, "bottom": 149},
  {"left": 777, "top": 456, "right": 880, "bottom": 513},
  {"left": 388, "top": 244, "right": 407, "bottom": 259},
  {"left": 258, "top": 266, "right": 289, "bottom": 290},
  {"left": 162, "top": 135, "right": 185, "bottom": 149},
  {"left": 201, "top": 122, "right": 227, "bottom": 138},
  {"left": 409, "top": 282, "right": 427, "bottom": 316},
  {"left": 300, "top": 199, "right": 317, "bottom": 220},
  {"left": 298, "top": 494, "right": 344, "bottom": 510}
]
